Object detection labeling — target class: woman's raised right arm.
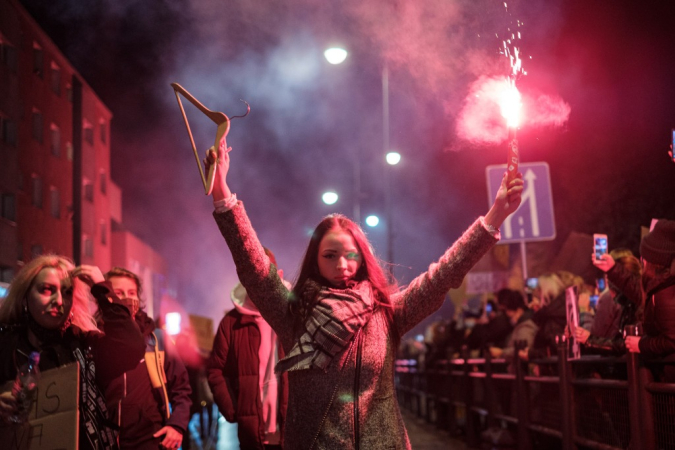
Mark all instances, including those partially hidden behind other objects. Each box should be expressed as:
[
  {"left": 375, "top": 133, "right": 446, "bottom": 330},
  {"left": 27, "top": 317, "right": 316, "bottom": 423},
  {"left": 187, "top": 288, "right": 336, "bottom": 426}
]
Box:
[{"left": 207, "top": 137, "right": 294, "bottom": 342}]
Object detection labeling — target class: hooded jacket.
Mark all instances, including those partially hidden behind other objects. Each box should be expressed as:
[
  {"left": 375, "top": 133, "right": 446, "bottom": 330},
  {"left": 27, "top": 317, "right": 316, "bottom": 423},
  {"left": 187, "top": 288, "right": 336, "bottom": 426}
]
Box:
[
  {"left": 213, "top": 201, "right": 498, "bottom": 449},
  {"left": 104, "top": 311, "right": 192, "bottom": 449},
  {"left": 207, "top": 282, "right": 289, "bottom": 449}
]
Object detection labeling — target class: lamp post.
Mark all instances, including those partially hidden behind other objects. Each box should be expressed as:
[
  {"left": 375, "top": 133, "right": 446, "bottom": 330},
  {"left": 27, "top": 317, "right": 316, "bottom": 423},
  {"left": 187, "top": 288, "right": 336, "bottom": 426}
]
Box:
[{"left": 324, "top": 49, "right": 397, "bottom": 272}]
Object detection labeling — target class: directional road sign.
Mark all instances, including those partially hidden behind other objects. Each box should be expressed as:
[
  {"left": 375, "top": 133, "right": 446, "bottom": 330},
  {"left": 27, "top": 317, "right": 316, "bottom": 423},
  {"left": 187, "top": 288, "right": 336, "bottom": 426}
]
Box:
[{"left": 486, "top": 162, "right": 556, "bottom": 243}]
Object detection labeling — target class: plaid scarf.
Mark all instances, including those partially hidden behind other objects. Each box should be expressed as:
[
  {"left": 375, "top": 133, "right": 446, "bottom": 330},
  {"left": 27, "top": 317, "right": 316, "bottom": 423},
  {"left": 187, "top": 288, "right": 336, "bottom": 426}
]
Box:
[
  {"left": 73, "top": 346, "right": 119, "bottom": 450},
  {"left": 276, "top": 280, "right": 374, "bottom": 373}
]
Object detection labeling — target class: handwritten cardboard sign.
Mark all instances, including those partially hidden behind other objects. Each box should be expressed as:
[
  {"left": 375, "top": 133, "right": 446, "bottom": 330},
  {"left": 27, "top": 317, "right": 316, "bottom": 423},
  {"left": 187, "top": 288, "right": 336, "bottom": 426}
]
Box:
[{"left": 0, "top": 362, "right": 79, "bottom": 450}]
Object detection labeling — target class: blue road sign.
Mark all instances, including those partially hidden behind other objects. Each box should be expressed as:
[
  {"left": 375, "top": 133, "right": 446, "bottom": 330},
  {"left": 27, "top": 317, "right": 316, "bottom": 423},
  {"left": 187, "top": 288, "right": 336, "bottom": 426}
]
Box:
[{"left": 486, "top": 162, "right": 556, "bottom": 243}]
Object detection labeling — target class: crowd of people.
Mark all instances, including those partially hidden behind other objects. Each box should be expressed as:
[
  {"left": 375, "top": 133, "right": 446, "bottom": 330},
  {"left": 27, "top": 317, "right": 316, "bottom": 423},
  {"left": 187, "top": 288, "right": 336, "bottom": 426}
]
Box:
[
  {"left": 399, "top": 220, "right": 675, "bottom": 385},
  {"left": 0, "top": 130, "right": 672, "bottom": 450}
]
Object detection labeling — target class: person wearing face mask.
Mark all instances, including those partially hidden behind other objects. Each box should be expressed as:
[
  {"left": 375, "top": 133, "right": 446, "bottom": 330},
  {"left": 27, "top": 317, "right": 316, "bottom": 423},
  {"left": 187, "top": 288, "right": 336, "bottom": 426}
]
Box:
[
  {"left": 593, "top": 220, "right": 675, "bottom": 381},
  {"left": 103, "top": 267, "right": 192, "bottom": 450},
  {"left": 0, "top": 255, "right": 145, "bottom": 450},
  {"left": 203, "top": 134, "right": 523, "bottom": 449}
]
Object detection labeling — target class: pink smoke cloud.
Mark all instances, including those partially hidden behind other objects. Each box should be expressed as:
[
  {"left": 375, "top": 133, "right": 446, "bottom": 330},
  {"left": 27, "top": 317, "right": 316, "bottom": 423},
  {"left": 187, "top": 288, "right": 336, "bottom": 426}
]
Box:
[{"left": 455, "top": 75, "right": 571, "bottom": 145}]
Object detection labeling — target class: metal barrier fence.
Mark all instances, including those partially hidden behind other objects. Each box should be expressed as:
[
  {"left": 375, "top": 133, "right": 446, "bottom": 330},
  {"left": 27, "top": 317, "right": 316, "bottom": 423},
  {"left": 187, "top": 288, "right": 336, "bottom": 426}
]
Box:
[{"left": 395, "top": 337, "right": 675, "bottom": 450}]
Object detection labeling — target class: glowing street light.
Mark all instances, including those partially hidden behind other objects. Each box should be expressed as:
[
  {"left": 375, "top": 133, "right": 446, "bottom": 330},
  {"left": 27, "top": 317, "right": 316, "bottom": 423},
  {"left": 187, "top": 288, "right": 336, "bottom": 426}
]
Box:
[
  {"left": 324, "top": 47, "right": 348, "bottom": 65},
  {"left": 322, "top": 191, "right": 339, "bottom": 205},
  {"left": 365, "top": 215, "right": 380, "bottom": 227},
  {"left": 386, "top": 151, "right": 401, "bottom": 166}
]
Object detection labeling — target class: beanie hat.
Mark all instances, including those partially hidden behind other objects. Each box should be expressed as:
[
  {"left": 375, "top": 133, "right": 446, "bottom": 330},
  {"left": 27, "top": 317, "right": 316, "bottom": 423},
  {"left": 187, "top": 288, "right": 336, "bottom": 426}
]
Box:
[{"left": 640, "top": 219, "right": 675, "bottom": 267}]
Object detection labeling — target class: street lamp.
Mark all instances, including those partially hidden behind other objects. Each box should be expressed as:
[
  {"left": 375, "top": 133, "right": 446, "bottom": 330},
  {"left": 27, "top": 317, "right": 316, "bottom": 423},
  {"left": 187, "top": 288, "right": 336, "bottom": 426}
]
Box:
[
  {"left": 365, "top": 215, "right": 380, "bottom": 227},
  {"left": 324, "top": 47, "right": 348, "bottom": 65},
  {"left": 324, "top": 49, "right": 395, "bottom": 269},
  {"left": 322, "top": 191, "right": 339, "bottom": 205},
  {"left": 386, "top": 151, "right": 401, "bottom": 166}
]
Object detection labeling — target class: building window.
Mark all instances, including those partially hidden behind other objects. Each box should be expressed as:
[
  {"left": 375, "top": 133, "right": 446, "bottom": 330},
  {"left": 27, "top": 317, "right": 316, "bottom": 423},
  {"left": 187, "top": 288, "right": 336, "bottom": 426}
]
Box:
[
  {"left": 30, "top": 244, "right": 43, "bottom": 259},
  {"left": 32, "top": 110, "right": 43, "bottom": 143},
  {"left": 32, "top": 176, "right": 42, "bottom": 208},
  {"left": 33, "top": 43, "right": 43, "bottom": 78},
  {"left": 99, "top": 120, "right": 106, "bottom": 144},
  {"left": 1, "top": 193, "right": 16, "bottom": 222},
  {"left": 50, "top": 187, "right": 60, "bottom": 218},
  {"left": 100, "top": 220, "right": 107, "bottom": 245},
  {"left": 0, "top": 266, "right": 13, "bottom": 284},
  {"left": 1, "top": 42, "right": 18, "bottom": 73},
  {"left": 50, "top": 62, "right": 61, "bottom": 96},
  {"left": 83, "top": 179, "right": 93, "bottom": 202},
  {"left": 99, "top": 171, "right": 107, "bottom": 194},
  {"left": 1, "top": 117, "right": 17, "bottom": 147},
  {"left": 66, "top": 142, "right": 73, "bottom": 161},
  {"left": 83, "top": 120, "right": 93, "bottom": 145},
  {"left": 83, "top": 236, "right": 93, "bottom": 258},
  {"left": 50, "top": 124, "right": 60, "bottom": 156}
]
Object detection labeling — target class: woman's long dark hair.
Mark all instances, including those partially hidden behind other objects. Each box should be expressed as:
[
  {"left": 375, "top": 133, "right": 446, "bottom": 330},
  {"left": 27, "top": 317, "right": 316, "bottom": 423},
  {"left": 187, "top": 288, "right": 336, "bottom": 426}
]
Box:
[{"left": 291, "top": 214, "right": 394, "bottom": 320}]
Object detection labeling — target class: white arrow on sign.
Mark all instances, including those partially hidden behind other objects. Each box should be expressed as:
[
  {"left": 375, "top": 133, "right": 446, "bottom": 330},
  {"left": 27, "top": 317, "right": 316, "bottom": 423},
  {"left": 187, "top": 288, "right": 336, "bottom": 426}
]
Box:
[{"left": 502, "top": 169, "right": 539, "bottom": 239}]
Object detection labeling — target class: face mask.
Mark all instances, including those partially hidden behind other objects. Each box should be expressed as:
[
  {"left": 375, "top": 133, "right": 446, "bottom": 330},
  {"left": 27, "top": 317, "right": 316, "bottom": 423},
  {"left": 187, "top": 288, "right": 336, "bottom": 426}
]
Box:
[{"left": 119, "top": 297, "right": 139, "bottom": 317}]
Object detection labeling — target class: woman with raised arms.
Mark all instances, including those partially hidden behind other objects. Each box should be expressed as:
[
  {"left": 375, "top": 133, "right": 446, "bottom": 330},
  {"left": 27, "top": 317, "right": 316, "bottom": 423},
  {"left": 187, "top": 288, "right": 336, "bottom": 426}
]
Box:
[{"left": 206, "top": 137, "right": 523, "bottom": 449}]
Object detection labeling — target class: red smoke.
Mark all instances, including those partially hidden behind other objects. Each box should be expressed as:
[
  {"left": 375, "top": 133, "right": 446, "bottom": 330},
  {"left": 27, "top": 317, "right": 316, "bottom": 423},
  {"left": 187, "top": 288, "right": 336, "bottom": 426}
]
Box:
[{"left": 455, "top": 75, "right": 570, "bottom": 145}]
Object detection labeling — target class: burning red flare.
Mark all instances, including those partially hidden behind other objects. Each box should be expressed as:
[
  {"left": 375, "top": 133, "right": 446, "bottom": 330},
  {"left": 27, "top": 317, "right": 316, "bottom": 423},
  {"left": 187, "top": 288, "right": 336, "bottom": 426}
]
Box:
[{"left": 499, "top": 79, "right": 522, "bottom": 128}]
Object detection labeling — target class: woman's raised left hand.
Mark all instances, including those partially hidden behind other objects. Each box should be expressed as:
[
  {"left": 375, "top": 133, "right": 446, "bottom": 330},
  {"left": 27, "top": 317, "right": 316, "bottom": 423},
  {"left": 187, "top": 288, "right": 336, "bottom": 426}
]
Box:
[
  {"left": 484, "top": 172, "right": 524, "bottom": 230},
  {"left": 71, "top": 265, "right": 105, "bottom": 287}
]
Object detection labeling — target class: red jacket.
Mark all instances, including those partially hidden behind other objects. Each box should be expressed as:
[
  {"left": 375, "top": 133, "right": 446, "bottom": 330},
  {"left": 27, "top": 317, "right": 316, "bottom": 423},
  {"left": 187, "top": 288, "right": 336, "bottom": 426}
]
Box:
[{"left": 207, "top": 309, "right": 288, "bottom": 449}]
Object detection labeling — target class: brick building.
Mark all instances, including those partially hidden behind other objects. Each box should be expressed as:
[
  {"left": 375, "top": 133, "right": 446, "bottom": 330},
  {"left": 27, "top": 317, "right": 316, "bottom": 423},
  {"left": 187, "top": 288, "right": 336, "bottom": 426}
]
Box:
[{"left": 0, "top": 0, "right": 173, "bottom": 318}]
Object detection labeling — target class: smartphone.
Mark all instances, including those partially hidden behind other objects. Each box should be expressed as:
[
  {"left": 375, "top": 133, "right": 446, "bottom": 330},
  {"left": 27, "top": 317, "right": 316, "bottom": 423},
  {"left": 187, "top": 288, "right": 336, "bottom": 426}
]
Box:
[
  {"left": 589, "top": 294, "right": 599, "bottom": 310},
  {"left": 596, "top": 276, "right": 607, "bottom": 292},
  {"left": 671, "top": 128, "right": 675, "bottom": 162},
  {"left": 593, "top": 234, "right": 608, "bottom": 260},
  {"left": 485, "top": 303, "right": 493, "bottom": 314},
  {"left": 526, "top": 277, "right": 538, "bottom": 290}
]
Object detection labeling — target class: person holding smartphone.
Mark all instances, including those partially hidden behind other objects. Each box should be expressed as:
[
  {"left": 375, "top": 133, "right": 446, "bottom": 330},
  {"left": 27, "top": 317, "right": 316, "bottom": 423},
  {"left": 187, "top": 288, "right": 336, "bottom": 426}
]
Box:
[
  {"left": 574, "top": 255, "right": 642, "bottom": 355},
  {"left": 593, "top": 220, "right": 675, "bottom": 378}
]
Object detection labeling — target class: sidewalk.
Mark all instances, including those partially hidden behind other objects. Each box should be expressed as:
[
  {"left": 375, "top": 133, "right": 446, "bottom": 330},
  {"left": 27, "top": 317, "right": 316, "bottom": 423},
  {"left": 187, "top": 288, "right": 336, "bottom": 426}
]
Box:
[
  {"left": 213, "top": 408, "right": 469, "bottom": 449},
  {"left": 401, "top": 408, "right": 469, "bottom": 450}
]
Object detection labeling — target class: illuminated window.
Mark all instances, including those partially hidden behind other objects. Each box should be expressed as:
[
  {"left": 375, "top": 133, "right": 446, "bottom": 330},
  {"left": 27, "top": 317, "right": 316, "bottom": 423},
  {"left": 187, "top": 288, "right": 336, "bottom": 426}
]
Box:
[
  {"left": 32, "top": 43, "right": 43, "bottom": 78},
  {"left": 31, "top": 176, "right": 42, "bottom": 208},
  {"left": 83, "top": 121, "right": 93, "bottom": 145},
  {"left": 83, "top": 179, "right": 93, "bottom": 202},
  {"left": 99, "top": 171, "right": 107, "bottom": 194},
  {"left": 30, "top": 244, "right": 43, "bottom": 259},
  {"left": 1, "top": 193, "right": 16, "bottom": 222},
  {"left": 50, "top": 124, "right": 60, "bottom": 156},
  {"left": 83, "top": 236, "right": 93, "bottom": 258},
  {"left": 0, "top": 266, "right": 13, "bottom": 284},
  {"left": 50, "top": 187, "right": 60, "bottom": 218},
  {"left": 32, "top": 110, "right": 43, "bottom": 143},
  {"left": 99, "top": 120, "right": 106, "bottom": 143},
  {"left": 100, "top": 220, "right": 107, "bottom": 245},
  {"left": 50, "top": 62, "right": 61, "bottom": 96},
  {"left": 1, "top": 117, "right": 17, "bottom": 147},
  {"left": 1, "top": 41, "right": 17, "bottom": 73}
]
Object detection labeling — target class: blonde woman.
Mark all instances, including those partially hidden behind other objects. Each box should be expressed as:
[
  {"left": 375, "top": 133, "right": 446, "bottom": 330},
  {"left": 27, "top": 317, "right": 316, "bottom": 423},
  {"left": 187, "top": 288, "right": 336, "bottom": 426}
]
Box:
[{"left": 0, "top": 255, "right": 145, "bottom": 450}]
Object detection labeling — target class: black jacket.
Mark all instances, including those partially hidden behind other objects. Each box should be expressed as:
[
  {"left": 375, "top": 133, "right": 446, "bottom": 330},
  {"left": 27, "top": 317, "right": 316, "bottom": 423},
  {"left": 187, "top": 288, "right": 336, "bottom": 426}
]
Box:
[
  {"left": 0, "top": 282, "right": 146, "bottom": 450},
  {"left": 104, "top": 311, "right": 192, "bottom": 449}
]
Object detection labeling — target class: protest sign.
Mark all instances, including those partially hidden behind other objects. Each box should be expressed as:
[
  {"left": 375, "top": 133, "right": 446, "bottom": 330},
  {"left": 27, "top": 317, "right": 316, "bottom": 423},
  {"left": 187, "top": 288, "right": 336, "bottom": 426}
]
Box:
[{"left": 0, "top": 362, "right": 79, "bottom": 450}]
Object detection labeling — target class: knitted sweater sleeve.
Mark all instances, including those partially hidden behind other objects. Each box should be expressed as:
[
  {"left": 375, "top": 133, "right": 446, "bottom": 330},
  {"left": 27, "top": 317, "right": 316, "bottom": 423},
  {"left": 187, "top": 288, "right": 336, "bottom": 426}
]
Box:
[
  {"left": 391, "top": 218, "right": 498, "bottom": 336},
  {"left": 213, "top": 202, "right": 295, "bottom": 345}
]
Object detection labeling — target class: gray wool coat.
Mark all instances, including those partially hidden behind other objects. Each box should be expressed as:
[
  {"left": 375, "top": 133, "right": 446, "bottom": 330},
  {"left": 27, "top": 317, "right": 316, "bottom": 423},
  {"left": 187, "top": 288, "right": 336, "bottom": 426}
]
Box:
[{"left": 214, "top": 202, "right": 498, "bottom": 449}]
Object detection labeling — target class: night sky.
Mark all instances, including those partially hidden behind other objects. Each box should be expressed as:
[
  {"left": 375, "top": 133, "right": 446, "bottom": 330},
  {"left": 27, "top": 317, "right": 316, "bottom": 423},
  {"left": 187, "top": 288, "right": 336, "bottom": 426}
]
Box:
[{"left": 19, "top": 0, "right": 675, "bottom": 335}]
